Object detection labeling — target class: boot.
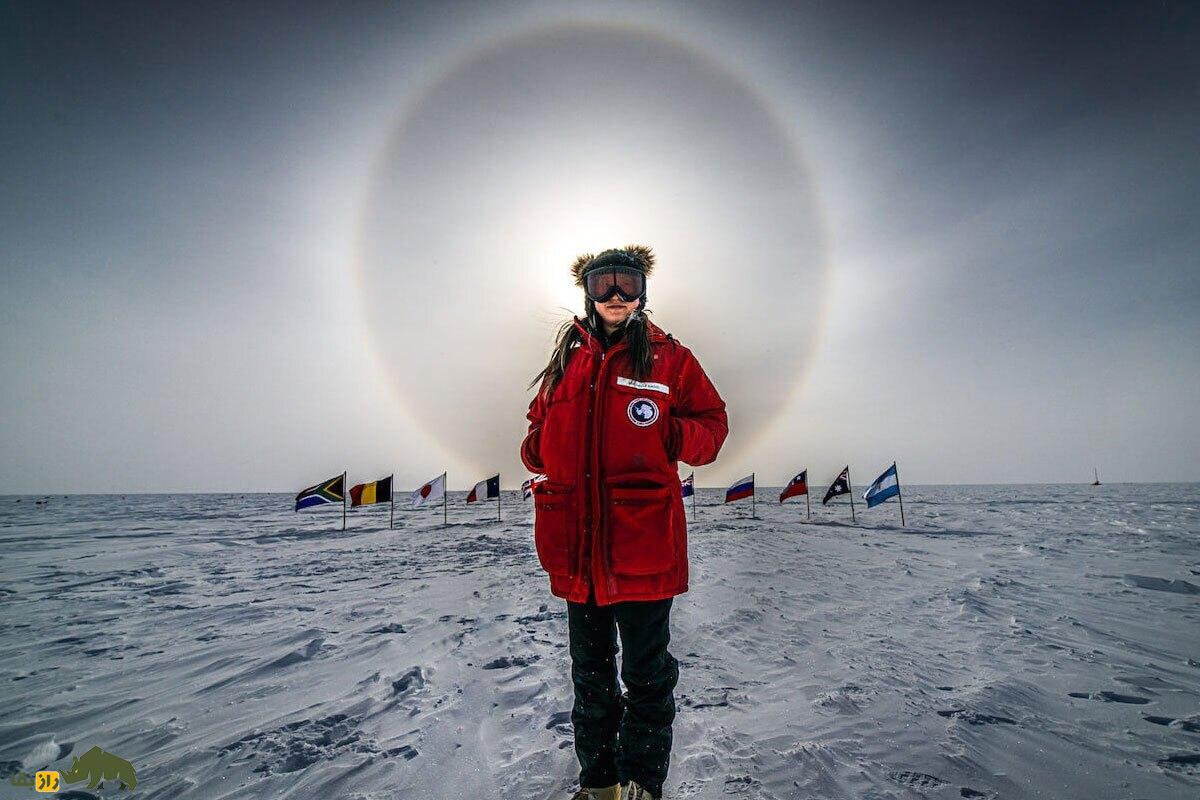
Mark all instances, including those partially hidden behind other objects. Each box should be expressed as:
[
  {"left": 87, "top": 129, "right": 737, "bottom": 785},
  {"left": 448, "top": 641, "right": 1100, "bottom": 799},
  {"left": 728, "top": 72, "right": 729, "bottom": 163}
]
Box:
[
  {"left": 569, "top": 784, "right": 620, "bottom": 800},
  {"left": 619, "top": 780, "right": 658, "bottom": 800}
]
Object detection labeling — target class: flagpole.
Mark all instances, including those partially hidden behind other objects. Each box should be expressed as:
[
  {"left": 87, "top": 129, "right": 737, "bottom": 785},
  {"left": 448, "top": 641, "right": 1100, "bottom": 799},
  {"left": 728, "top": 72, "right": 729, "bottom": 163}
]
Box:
[
  {"left": 893, "top": 462, "right": 905, "bottom": 527},
  {"left": 390, "top": 473, "right": 395, "bottom": 530},
  {"left": 805, "top": 475, "right": 811, "bottom": 521},
  {"left": 691, "top": 473, "right": 696, "bottom": 520},
  {"left": 342, "top": 471, "right": 347, "bottom": 531},
  {"left": 751, "top": 472, "right": 756, "bottom": 519},
  {"left": 443, "top": 470, "right": 448, "bottom": 526},
  {"left": 847, "top": 467, "right": 856, "bottom": 523}
]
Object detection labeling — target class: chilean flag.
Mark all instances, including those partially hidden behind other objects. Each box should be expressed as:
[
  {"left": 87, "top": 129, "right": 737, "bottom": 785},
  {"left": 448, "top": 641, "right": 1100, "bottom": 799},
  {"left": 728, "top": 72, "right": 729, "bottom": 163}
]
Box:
[
  {"left": 680, "top": 472, "right": 695, "bottom": 498},
  {"left": 779, "top": 470, "right": 808, "bottom": 503},
  {"left": 725, "top": 474, "right": 754, "bottom": 503}
]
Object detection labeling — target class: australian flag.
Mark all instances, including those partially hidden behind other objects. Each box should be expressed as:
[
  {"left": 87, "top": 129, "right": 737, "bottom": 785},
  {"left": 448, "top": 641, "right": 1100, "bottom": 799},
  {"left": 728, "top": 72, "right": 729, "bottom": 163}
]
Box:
[
  {"left": 681, "top": 472, "right": 694, "bottom": 498},
  {"left": 822, "top": 467, "right": 851, "bottom": 505}
]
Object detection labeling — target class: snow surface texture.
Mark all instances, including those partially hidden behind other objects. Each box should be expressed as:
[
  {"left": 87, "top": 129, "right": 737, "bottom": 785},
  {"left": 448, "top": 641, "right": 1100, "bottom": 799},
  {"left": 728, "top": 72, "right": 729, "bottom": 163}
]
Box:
[{"left": 0, "top": 484, "right": 1198, "bottom": 799}]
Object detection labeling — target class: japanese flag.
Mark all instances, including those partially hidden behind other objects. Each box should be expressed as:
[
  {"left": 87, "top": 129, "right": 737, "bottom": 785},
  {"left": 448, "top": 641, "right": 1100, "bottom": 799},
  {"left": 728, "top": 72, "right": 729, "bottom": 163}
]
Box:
[{"left": 412, "top": 472, "right": 446, "bottom": 507}]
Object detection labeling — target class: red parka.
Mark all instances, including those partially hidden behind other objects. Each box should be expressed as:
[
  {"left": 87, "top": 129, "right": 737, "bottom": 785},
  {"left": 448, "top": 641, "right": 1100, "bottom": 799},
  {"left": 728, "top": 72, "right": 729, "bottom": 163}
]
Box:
[{"left": 520, "top": 316, "right": 729, "bottom": 606}]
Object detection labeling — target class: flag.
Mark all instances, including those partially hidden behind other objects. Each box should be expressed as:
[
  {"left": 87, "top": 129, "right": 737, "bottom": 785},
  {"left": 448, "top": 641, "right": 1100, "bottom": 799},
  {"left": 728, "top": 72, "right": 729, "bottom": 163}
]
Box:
[
  {"left": 681, "top": 472, "right": 694, "bottom": 498},
  {"left": 863, "top": 463, "right": 900, "bottom": 508},
  {"left": 780, "top": 470, "right": 808, "bottom": 503},
  {"left": 350, "top": 475, "right": 392, "bottom": 508},
  {"left": 725, "top": 474, "right": 754, "bottom": 503},
  {"left": 522, "top": 474, "right": 547, "bottom": 500},
  {"left": 295, "top": 473, "right": 344, "bottom": 511},
  {"left": 467, "top": 474, "right": 500, "bottom": 503},
  {"left": 412, "top": 472, "right": 446, "bottom": 507},
  {"left": 822, "top": 467, "right": 851, "bottom": 505}
]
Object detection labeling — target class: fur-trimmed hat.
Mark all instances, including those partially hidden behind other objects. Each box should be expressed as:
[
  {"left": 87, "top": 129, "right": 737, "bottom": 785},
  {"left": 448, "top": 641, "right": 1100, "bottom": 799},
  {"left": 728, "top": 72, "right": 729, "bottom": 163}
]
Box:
[{"left": 571, "top": 244, "right": 656, "bottom": 288}]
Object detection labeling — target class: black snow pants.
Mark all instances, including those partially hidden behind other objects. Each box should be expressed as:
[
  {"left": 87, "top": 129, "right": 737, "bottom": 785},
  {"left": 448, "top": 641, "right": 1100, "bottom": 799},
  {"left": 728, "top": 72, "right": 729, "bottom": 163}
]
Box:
[{"left": 567, "top": 586, "right": 679, "bottom": 798}]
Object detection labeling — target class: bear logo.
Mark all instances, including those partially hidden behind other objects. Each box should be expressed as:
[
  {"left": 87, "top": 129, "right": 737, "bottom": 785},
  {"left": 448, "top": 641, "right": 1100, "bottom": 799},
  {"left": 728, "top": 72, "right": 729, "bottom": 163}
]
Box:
[{"left": 627, "top": 397, "right": 659, "bottom": 427}]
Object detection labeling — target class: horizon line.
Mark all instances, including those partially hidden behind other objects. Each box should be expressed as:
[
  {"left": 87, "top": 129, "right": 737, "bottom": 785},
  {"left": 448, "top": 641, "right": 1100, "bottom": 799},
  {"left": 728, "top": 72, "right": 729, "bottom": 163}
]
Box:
[{"left": 3, "top": 480, "right": 1198, "bottom": 497}]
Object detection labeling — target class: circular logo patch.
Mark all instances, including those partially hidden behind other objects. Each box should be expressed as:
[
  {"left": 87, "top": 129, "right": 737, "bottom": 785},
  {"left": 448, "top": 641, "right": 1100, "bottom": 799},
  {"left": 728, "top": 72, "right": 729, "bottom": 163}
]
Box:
[{"left": 627, "top": 397, "right": 659, "bottom": 427}]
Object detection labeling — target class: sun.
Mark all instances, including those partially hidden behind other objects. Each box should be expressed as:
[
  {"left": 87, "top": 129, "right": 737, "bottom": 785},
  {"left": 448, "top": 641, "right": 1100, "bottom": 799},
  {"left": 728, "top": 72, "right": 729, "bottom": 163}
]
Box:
[{"left": 517, "top": 191, "right": 658, "bottom": 316}]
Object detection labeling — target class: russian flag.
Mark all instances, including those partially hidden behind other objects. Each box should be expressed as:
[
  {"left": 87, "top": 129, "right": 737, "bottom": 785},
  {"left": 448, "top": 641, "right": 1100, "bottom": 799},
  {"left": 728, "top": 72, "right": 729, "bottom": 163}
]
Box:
[
  {"left": 863, "top": 463, "right": 900, "bottom": 508},
  {"left": 681, "top": 472, "right": 694, "bottom": 498},
  {"left": 725, "top": 474, "right": 754, "bottom": 503}
]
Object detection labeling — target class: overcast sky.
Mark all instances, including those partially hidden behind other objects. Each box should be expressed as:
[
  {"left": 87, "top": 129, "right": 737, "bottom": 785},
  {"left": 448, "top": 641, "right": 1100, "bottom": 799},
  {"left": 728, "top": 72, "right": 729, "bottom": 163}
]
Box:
[{"left": 2, "top": 1, "right": 1197, "bottom": 493}]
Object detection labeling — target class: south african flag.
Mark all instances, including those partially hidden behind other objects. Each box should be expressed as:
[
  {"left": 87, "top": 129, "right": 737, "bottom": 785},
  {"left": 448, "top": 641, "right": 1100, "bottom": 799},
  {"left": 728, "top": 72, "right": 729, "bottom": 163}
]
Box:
[{"left": 296, "top": 473, "right": 345, "bottom": 511}]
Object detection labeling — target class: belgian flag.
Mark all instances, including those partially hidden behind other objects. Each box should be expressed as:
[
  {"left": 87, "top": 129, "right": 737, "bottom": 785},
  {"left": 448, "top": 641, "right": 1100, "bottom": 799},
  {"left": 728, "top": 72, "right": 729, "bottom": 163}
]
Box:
[{"left": 350, "top": 475, "right": 393, "bottom": 508}]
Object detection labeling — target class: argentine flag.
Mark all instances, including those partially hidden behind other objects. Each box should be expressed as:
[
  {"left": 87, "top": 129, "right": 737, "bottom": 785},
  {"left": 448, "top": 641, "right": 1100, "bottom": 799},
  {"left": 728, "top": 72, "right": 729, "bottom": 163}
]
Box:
[{"left": 863, "top": 463, "right": 901, "bottom": 508}]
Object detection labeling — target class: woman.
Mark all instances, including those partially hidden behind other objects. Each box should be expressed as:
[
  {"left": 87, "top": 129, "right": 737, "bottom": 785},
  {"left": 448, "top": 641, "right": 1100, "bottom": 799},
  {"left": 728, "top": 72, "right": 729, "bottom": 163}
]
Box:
[{"left": 520, "top": 244, "right": 729, "bottom": 800}]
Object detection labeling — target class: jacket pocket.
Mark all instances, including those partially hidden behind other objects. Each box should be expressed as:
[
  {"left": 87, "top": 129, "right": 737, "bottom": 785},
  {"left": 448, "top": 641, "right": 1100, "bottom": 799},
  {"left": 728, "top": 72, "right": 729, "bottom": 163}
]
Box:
[
  {"left": 607, "top": 483, "right": 674, "bottom": 576},
  {"left": 533, "top": 485, "right": 576, "bottom": 575}
]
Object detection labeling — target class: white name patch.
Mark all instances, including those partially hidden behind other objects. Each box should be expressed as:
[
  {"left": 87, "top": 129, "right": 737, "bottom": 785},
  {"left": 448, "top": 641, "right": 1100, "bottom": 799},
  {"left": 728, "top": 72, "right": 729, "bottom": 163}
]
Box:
[{"left": 616, "top": 376, "right": 670, "bottom": 395}]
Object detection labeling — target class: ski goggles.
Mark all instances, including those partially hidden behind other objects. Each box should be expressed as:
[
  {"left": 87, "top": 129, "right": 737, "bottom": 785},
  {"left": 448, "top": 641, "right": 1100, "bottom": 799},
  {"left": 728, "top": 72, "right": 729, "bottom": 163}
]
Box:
[{"left": 583, "top": 266, "right": 646, "bottom": 303}]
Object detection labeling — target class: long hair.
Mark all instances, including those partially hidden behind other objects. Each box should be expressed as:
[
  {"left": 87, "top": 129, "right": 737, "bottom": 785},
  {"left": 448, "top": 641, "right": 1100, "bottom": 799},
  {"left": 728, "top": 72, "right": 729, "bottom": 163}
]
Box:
[{"left": 527, "top": 298, "right": 654, "bottom": 402}]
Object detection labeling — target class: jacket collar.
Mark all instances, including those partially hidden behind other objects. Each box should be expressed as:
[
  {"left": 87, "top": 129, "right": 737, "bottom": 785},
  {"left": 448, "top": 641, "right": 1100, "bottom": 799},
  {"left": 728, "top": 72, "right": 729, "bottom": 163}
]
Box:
[{"left": 572, "top": 315, "right": 668, "bottom": 352}]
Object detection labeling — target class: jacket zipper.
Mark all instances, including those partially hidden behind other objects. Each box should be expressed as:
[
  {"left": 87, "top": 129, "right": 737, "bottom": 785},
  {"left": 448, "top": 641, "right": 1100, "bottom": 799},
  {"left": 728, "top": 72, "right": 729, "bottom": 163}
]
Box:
[
  {"left": 575, "top": 344, "right": 605, "bottom": 588},
  {"left": 573, "top": 317, "right": 659, "bottom": 603},
  {"left": 592, "top": 347, "right": 620, "bottom": 586},
  {"left": 579, "top": 352, "right": 600, "bottom": 584}
]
